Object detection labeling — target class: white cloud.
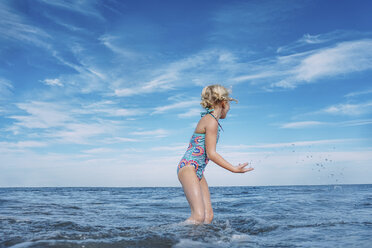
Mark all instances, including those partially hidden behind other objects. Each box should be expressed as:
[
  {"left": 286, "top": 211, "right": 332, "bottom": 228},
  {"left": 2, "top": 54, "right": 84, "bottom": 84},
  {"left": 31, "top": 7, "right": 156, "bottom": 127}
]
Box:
[
  {"left": 114, "top": 72, "right": 177, "bottom": 97},
  {"left": 113, "top": 109, "right": 144, "bottom": 116},
  {"left": 293, "top": 39, "right": 372, "bottom": 83},
  {"left": 0, "top": 78, "right": 13, "bottom": 98},
  {"left": 99, "top": 35, "right": 139, "bottom": 59},
  {"left": 178, "top": 108, "right": 202, "bottom": 118},
  {"left": 43, "top": 78, "right": 63, "bottom": 87},
  {"left": 0, "top": 2, "right": 51, "bottom": 48},
  {"left": 9, "top": 101, "right": 72, "bottom": 129},
  {"left": 340, "top": 119, "right": 372, "bottom": 127},
  {"left": 82, "top": 147, "right": 116, "bottom": 154},
  {"left": 37, "top": 0, "right": 104, "bottom": 20},
  {"left": 50, "top": 50, "right": 110, "bottom": 94},
  {"left": 233, "top": 39, "right": 372, "bottom": 89},
  {"left": 280, "top": 119, "right": 372, "bottom": 129},
  {"left": 0, "top": 141, "right": 47, "bottom": 148},
  {"left": 276, "top": 30, "right": 372, "bottom": 53},
  {"left": 344, "top": 88, "right": 372, "bottom": 98},
  {"left": 113, "top": 49, "right": 239, "bottom": 97},
  {"left": 48, "top": 123, "right": 110, "bottom": 144},
  {"left": 209, "top": 0, "right": 306, "bottom": 44},
  {"left": 72, "top": 100, "right": 146, "bottom": 117},
  {"left": 322, "top": 101, "right": 372, "bottom": 116},
  {"left": 43, "top": 13, "right": 87, "bottom": 32},
  {"left": 81, "top": 105, "right": 146, "bottom": 117},
  {"left": 130, "top": 129, "right": 168, "bottom": 137},
  {"left": 299, "top": 33, "right": 330, "bottom": 44},
  {"left": 152, "top": 100, "right": 200, "bottom": 114},
  {"left": 102, "top": 137, "right": 140, "bottom": 143},
  {"left": 5, "top": 100, "right": 135, "bottom": 144},
  {"left": 280, "top": 121, "right": 324, "bottom": 129}
]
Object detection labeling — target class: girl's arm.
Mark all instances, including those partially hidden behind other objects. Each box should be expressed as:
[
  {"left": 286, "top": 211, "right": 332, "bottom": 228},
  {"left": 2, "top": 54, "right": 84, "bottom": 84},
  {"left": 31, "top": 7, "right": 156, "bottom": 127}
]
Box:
[{"left": 205, "top": 121, "right": 253, "bottom": 173}]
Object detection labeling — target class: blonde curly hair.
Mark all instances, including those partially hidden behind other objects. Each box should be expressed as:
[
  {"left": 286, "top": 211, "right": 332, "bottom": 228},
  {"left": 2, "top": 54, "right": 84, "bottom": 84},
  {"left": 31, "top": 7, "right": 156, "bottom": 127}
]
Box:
[{"left": 200, "top": 84, "right": 238, "bottom": 109}]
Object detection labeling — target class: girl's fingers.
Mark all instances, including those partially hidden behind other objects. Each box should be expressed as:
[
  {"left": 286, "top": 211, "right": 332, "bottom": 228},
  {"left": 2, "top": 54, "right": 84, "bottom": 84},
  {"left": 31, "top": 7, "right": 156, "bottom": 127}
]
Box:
[
  {"left": 239, "top": 162, "right": 249, "bottom": 167},
  {"left": 236, "top": 163, "right": 254, "bottom": 173},
  {"left": 241, "top": 168, "right": 253, "bottom": 173}
]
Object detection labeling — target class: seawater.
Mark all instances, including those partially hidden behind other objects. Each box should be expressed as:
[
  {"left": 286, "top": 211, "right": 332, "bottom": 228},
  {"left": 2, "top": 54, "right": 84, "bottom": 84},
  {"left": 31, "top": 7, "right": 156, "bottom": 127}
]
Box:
[{"left": 1, "top": 185, "right": 371, "bottom": 247}]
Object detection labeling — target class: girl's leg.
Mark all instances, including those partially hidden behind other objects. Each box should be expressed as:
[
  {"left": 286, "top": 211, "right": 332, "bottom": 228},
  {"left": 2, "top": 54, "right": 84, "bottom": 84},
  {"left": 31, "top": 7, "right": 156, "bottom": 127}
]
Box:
[
  {"left": 178, "top": 166, "right": 205, "bottom": 224},
  {"left": 200, "top": 175, "right": 213, "bottom": 224}
]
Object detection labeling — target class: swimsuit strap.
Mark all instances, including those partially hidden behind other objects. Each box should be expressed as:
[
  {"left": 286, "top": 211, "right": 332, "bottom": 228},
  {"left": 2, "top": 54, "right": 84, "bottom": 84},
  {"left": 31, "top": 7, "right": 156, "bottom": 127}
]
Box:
[
  {"left": 200, "top": 107, "right": 214, "bottom": 117},
  {"left": 200, "top": 108, "right": 224, "bottom": 132}
]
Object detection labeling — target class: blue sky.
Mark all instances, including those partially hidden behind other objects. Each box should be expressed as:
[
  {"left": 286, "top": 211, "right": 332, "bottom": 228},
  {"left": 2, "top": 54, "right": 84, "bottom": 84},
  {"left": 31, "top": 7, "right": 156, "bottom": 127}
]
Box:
[{"left": 1, "top": 0, "right": 371, "bottom": 187}]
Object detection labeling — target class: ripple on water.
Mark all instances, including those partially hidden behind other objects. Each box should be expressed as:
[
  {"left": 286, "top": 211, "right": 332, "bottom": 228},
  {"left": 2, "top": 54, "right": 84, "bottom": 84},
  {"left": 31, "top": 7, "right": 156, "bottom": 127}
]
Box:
[
  {"left": 229, "top": 217, "right": 279, "bottom": 235},
  {"left": 2, "top": 185, "right": 372, "bottom": 248}
]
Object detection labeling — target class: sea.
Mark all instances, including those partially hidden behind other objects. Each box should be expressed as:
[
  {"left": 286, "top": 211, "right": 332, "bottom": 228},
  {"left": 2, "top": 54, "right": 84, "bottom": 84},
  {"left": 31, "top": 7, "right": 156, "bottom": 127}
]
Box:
[{"left": 1, "top": 184, "right": 371, "bottom": 248}]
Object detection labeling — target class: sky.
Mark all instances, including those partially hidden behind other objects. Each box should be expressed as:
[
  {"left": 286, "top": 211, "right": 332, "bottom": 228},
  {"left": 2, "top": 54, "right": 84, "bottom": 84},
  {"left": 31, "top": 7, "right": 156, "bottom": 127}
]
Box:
[{"left": 0, "top": 0, "right": 372, "bottom": 187}]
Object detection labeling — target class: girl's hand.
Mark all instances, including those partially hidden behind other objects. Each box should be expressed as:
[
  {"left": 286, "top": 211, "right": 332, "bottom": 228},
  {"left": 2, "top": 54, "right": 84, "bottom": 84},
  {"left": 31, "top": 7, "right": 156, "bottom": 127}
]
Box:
[{"left": 234, "top": 162, "right": 254, "bottom": 173}]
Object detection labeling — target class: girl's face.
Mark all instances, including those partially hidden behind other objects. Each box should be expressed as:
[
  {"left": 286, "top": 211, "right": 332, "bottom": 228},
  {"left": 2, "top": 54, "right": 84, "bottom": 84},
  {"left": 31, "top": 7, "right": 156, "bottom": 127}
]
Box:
[{"left": 221, "top": 100, "right": 230, "bottom": 119}]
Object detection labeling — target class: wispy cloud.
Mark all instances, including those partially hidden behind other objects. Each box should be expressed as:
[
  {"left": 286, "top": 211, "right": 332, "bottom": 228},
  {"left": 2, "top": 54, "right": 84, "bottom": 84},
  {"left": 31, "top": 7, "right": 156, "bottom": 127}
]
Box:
[
  {"left": 9, "top": 101, "right": 72, "bottom": 129},
  {"left": 280, "top": 119, "right": 372, "bottom": 129},
  {"left": 130, "top": 129, "right": 168, "bottom": 138},
  {"left": 50, "top": 50, "right": 111, "bottom": 94},
  {"left": 47, "top": 122, "right": 111, "bottom": 144},
  {"left": 233, "top": 38, "right": 372, "bottom": 89},
  {"left": 152, "top": 100, "right": 200, "bottom": 115},
  {"left": 209, "top": 0, "right": 306, "bottom": 44},
  {"left": 102, "top": 137, "right": 140, "bottom": 144},
  {"left": 82, "top": 147, "right": 116, "bottom": 154},
  {"left": 0, "top": 141, "right": 47, "bottom": 148},
  {"left": 322, "top": 101, "right": 372, "bottom": 116},
  {"left": 37, "top": 0, "right": 104, "bottom": 20},
  {"left": 340, "top": 119, "right": 372, "bottom": 127},
  {"left": 114, "top": 49, "right": 239, "bottom": 97},
  {"left": 42, "top": 78, "right": 63, "bottom": 87},
  {"left": 76, "top": 101, "right": 146, "bottom": 117},
  {"left": 0, "top": 2, "right": 51, "bottom": 48},
  {"left": 99, "top": 35, "right": 139, "bottom": 59},
  {"left": 276, "top": 30, "right": 372, "bottom": 53},
  {"left": 114, "top": 72, "right": 177, "bottom": 97},
  {"left": 280, "top": 121, "right": 324, "bottom": 129},
  {"left": 0, "top": 78, "right": 13, "bottom": 99},
  {"left": 344, "top": 88, "right": 372, "bottom": 98},
  {"left": 292, "top": 39, "right": 372, "bottom": 83},
  {"left": 178, "top": 108, "right": 202, "bottom": 118},
  {"left": 5, "top": 100, "right": 137, "bottom": 144}
]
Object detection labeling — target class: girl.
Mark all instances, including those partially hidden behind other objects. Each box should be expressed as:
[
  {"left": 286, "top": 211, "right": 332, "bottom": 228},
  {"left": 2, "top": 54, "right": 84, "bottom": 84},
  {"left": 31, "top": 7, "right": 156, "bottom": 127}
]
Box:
[{"left": 177, "top": 84, "right": 254, "bottom": 224}]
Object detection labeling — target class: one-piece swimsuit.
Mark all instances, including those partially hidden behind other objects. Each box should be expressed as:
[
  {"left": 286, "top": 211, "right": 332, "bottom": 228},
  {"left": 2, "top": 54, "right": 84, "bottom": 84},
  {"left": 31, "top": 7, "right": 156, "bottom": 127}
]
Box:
[{"left": 177, "top": 109, "right": 223, "bottom": 180}]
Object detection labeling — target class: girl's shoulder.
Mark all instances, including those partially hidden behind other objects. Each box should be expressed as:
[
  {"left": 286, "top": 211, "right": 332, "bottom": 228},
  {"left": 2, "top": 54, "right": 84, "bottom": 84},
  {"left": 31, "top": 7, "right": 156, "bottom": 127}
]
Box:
[{"left": 194, "top": 115, "right": 218, "bottom": 134}]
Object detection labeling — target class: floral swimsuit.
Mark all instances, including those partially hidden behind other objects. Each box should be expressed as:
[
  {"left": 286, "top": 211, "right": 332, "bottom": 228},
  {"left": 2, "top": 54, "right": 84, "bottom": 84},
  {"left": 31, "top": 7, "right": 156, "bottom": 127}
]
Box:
[{"left": 177, "top": 108, "right": 223, "bottom": 180}]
